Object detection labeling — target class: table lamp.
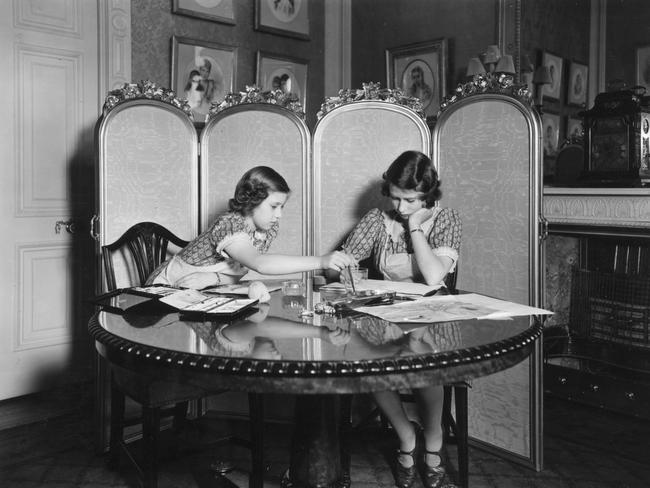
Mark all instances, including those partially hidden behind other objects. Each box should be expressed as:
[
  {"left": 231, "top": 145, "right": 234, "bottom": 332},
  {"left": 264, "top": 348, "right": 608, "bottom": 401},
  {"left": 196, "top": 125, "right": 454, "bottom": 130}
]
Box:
[{"left": 533, "top": 65, "right": 552, "bottom": 113}]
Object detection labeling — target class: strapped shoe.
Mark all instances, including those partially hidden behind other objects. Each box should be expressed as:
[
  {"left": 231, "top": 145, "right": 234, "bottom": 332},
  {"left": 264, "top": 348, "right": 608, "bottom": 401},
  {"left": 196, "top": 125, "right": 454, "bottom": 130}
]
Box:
[
  {"left": 395, "top": 446, "right": 417, "bottom": 488},
  {"left": 422, "top": 450, "right": 447, "bottom": 488}
]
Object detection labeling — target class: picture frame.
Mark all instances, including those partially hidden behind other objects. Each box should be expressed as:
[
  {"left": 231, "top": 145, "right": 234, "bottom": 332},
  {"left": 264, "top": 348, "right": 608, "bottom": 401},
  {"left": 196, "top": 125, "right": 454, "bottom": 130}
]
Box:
[
  {"left": 541, "top": 51, "right": 564, "bottom": 101},
  {"left": 635, "top": 44, "right": 650, "bottom": 92},
  {"left": 256, "top": 51, "right": 309, "bottom": 110},
  {"left": 566, "top": 116, "right": 583, "bottom": 140},
  {"left": 386, "top": 38, "right": 448, "bottom": 121},
  {"left": 542, "top": 112, "right": 561, "bottom": 158},
  {"left": 172, "top": 0, "right": 235, "bottom": 25},
  {"left": 171, "top": 36, "right": 237, "bottom": 122},
  {"left": 567, "top": 61, "right": 588, "bottom": 107},
  {"left": 255, "top": 0, "right": 309, "bottom": 40}
]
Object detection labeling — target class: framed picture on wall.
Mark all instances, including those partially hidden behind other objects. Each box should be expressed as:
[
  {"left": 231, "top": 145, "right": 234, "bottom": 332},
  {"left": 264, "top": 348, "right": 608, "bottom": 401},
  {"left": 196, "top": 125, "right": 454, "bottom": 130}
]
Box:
[
  {"left": 255, "top": 0, "right": 309, "bottom": 40},
  {"left": 635, "top": 44, "right": 650, "bottom": 92},
  {"left": 566, "top": 116, "right": 583, "bottom": 140},
  {"left": 567, "top": 61, "right": 588, "bottom": 107},
  {"left": 172, "top": 0, "right": 235, "bottom": 25},
  {"left": 386, "top": 38, "right": 448, "bottom": 121},
  {"left": 171, "top": 36, "right": 237, "bottom": 122},
  {"left": 543, "top": 112, "right": 561, "bottom": 158},
  {"left": 256, "top": 51, "right": 308, "bottom": 111},
  {"left": 541, "top": 51, "right": 564, "bottom": 101}
]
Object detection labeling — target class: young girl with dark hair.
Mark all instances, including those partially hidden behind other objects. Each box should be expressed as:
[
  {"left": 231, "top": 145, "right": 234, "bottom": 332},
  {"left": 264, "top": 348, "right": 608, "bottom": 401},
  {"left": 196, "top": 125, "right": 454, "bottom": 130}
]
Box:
[
  {"left": 341, "top": 150, "right": 461, "bottom": 488},
  {"left": 147, "top": 166, "right": 355, "bottom": 296}
]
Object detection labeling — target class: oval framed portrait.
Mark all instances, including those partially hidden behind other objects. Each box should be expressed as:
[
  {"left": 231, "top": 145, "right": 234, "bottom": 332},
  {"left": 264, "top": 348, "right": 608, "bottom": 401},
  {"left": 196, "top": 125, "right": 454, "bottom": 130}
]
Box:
[{"left": 401, "top": 60, "right": 436, "bottom": 110}]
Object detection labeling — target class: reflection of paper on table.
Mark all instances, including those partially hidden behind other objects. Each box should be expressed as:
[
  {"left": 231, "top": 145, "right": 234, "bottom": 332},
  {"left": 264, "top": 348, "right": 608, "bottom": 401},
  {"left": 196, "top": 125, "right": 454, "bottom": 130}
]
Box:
[{"left": 356, "top": 293, "right": 553, "bottom": 323}]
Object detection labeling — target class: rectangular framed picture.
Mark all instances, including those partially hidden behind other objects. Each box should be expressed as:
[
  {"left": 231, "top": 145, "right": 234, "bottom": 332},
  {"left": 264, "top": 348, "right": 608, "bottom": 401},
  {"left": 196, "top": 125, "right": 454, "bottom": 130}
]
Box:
[
  {"left": 541, "top": 51, "right": 564, "bottom": 101},
  {"left": 566, "top": 116, "right": 583, "bottom": 140},
  {"left": 567, "top": 61, "right": 588, "bottom": 107},
  {"left": 256, "top": 51, "right": 308, "bottom": 110},
  {"left": 171, "top": 36, "right": 237, "bottom": 121},
  {"left": 255, "top": 0, "right": 309, "bottom": 40},
  {"left": 172, "top": 0, "right": 235, "bottom": 25},
  {"left": 542, "top": 112, "right": 561, "bottom": 158},
  {"left": 636, "top": 44, "right": 650, "bottom": 92},
  {"left": 386, "top": 38, "right": 448, "bottom": 121}
]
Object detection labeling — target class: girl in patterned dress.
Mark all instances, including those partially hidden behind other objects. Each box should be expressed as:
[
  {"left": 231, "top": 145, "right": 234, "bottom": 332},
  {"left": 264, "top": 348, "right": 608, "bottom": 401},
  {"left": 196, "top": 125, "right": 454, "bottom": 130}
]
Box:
[
  {"left": 147, "top": 166, "right": 356, "bottom": 297},
  {"left": 341, "top": 150, "right": 461, "bottom": 488}
]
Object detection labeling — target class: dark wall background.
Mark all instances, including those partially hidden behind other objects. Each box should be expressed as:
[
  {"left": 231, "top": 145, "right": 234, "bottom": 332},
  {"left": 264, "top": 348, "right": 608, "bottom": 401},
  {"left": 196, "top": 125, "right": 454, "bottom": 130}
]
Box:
[
  {"left": 606, "top": 0, "right": 650, "bottom": 90},
  {"left": 131, "top": 0, "right": 325, "bottom": 127},
  {"left": 350, "top": 0, "right": 498, "bottom": 93},
  {"left": 521, "top": 0, "right": 590, "bottom": 117}
]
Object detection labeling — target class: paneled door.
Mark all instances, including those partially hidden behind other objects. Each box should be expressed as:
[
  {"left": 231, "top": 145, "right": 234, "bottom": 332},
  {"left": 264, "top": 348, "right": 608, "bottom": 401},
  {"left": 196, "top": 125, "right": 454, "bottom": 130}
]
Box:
[{"left": 0, "top": 1, "right": 101, "bottom": 401}]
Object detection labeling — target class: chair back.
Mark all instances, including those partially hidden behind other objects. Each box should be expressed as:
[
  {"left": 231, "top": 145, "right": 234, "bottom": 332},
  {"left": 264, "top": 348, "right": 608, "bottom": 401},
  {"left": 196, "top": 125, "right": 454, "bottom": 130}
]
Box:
[{"left": 101, "top": 221, "right": 189, "bottom": 290}]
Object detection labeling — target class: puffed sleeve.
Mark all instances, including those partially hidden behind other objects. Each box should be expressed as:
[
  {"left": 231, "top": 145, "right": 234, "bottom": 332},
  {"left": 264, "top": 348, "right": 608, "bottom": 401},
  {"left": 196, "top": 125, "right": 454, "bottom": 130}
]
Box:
[
  {"left": 428, "top": 208, "right": 461, "bottom": 269},
  {"left": 341, "top": 208, "right": 384, "bottom": 261},
  {"left": 213, "top": 214, "right": 250, "bottom": 257}
]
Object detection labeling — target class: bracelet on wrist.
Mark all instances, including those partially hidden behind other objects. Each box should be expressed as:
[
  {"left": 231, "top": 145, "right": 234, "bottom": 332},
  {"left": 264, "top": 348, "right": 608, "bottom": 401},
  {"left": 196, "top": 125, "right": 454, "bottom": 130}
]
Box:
[{"left": 410, "top": 227, "right": 424, "bottom": 234}]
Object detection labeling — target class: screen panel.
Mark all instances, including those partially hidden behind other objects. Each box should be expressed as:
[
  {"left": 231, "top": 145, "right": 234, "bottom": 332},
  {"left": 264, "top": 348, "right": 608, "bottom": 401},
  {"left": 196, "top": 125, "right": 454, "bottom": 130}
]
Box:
[
  {"left": 201, "top": 105, "right": 310, "bottom": 278},
  {"left": 97, "top": 100, "right": 199, "bottom": 289},
  {"left": 433, "top": 94, "right": 543, "bottom": 469},
  {"left": 312, "top": 101, "right": 431, "bottom": 255}
]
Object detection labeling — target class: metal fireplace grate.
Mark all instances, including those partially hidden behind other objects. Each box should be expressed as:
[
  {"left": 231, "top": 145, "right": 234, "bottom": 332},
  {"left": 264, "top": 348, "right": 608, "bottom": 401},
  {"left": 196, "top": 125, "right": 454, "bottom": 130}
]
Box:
[{"left": 570, "top": 268, "right": 650, "bottom": 350}]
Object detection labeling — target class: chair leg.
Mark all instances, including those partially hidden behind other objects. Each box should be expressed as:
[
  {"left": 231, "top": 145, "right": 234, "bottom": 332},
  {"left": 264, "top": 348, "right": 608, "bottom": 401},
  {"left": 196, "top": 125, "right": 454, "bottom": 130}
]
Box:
[
  {"left": 339, "top": 395, "right": 352, "bottom": 488},
  {"left": 142, "top": 406, "right": 161, "bottom": 488},
  {"left": 442, "top": 385, "right": 456, "bottom": 441},
  {"left": 108, "top": 378, "right": 125, "bottom": 470},
  {"left": 453, "top": 385, "right": 469, "bottom": 488},
  {"left": 248, "top": 393, "right": 264, "bottom": 488}
]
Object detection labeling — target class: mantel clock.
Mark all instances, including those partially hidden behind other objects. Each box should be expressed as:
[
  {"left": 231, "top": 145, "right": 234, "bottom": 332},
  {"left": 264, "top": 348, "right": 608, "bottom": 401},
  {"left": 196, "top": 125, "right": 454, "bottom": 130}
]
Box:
[{"left": 582, "top": 89, "right": 650, "bottom": 186}]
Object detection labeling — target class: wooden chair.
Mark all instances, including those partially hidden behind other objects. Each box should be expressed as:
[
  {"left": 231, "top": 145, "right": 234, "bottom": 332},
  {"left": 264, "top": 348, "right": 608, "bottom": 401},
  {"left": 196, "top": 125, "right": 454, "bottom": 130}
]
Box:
[{"left": 101, "top": 221, "right": 265, "bottom": 488}]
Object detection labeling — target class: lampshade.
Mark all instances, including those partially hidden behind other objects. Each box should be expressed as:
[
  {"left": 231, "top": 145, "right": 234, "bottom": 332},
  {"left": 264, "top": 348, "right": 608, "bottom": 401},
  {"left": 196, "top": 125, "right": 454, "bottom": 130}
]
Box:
[
  {"left": 495, "top": 54, "right": 516, "bottom": 74},
  {"left": 533, "top": 65, "right": 552, "bottom": 85},
  {"left": 466, "top": 57, "right": 487, "bottom": 76},
  {"left": 483, "top": 44, "right": 501, "bottom": 64}
]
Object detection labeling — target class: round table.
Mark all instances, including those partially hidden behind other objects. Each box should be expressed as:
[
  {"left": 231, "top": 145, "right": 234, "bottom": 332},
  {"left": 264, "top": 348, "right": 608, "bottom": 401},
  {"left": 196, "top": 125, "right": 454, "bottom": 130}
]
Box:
[{"left": 89, "top": 285, "right": 543, "bottom": 488}]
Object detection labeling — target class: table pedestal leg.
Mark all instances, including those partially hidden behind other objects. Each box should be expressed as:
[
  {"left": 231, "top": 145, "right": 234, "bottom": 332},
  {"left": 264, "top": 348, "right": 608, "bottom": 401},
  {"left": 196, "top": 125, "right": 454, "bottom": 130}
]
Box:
[{"left": 287, "top": 394, "right": 347, "bottom": 488}]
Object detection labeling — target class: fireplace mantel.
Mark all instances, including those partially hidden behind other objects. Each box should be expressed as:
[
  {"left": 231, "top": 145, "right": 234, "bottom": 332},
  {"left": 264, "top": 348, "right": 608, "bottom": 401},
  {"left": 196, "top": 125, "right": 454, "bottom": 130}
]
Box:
[{"left": 544, "top": 187, "right": 650, "bottom": 229}]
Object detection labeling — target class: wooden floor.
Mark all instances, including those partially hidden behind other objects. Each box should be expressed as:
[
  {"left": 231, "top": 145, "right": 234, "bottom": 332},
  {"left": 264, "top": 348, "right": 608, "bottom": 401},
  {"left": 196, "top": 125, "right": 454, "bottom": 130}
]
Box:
[{"left": 0, "top": 394, "right": 649, "bottom": 488}]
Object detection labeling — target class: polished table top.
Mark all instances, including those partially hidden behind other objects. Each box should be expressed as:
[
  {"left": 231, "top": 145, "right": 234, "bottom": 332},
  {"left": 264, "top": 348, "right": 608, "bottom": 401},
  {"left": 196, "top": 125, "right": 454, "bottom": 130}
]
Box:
[{"left": 89, "top": 282, "right": 543, "bottom": 395}]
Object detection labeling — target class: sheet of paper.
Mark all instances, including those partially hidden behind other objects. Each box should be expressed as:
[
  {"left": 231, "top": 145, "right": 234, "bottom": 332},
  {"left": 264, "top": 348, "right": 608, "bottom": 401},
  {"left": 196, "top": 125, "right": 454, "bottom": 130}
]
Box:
[
  {"left": 356, "top": 293, "right": 553, "bottom": 323},
  {"left": 159, "top": 289, "right": 231, "bottom": 311},
  {"left": 131, "top": 285, "right": 179, "bottom": 297},
  {"left": 320, "top": 279, "right": 442, "bottom": 297},
  {"left": 203, "top": 281, "right": 283, "bottom": 296}
]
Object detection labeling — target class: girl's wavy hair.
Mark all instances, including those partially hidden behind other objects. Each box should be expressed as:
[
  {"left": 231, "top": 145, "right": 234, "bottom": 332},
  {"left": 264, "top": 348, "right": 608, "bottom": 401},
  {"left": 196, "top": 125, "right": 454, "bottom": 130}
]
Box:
[
  {"left": 380, "top": 150, "right": 441, "bottom": 207},
  {"left": 229, "top": 166, "right": 291, "bottom": 215}
]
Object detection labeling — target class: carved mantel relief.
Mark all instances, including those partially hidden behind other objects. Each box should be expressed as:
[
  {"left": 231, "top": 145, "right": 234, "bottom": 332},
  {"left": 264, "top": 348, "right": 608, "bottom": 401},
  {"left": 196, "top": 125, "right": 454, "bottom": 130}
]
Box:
[{"left": 544, "top": 188, "right": 650, "bottom": 228}]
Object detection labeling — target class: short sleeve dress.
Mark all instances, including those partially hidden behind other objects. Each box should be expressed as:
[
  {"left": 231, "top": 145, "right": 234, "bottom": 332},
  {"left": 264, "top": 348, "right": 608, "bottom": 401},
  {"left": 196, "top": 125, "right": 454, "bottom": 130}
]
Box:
[
  {"left": 146, "top": 212, "right": 279, "bottom": 286},
  {"left": 341, "top": 207, "right": 461, "bottom": 284}
]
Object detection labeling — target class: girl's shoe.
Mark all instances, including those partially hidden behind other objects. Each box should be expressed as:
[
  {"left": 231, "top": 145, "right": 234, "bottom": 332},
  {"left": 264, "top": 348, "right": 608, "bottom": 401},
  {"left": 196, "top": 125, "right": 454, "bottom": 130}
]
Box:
[
  {"left": 422, "top": 450, "right": 446, "bottom": 488},
  {"left": 395, "top": 446, "right": 417, "bottom": 488}
]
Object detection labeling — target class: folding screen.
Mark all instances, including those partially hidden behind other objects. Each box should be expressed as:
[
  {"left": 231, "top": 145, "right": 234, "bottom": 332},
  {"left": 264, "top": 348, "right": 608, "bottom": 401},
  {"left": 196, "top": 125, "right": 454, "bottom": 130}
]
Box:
[
  {"left": 432, "top": 87, "right": 544, "bottom": 469},
  {"left": 200, "top": 103, "right": 310, "bottom": 277},
  {"left": 312, "top": 91, "right": 431, "bottom": 255},
  {"left": 96, "top": 86, "right": 199, "bottom": 289}
]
